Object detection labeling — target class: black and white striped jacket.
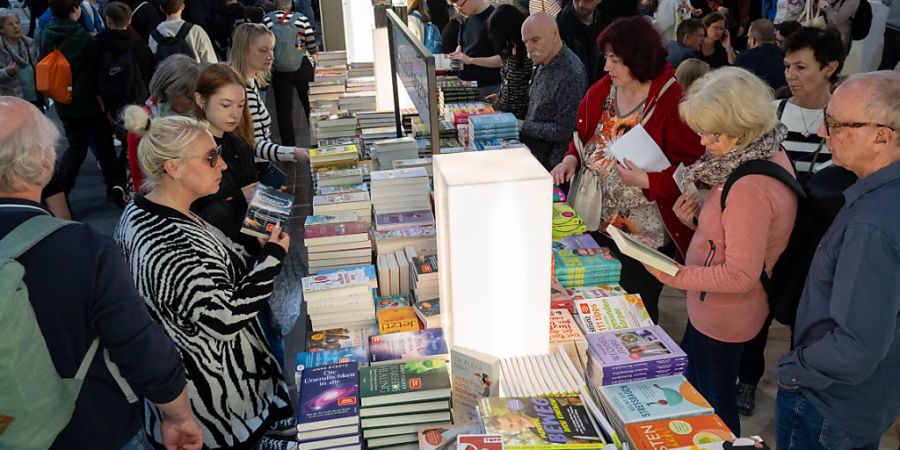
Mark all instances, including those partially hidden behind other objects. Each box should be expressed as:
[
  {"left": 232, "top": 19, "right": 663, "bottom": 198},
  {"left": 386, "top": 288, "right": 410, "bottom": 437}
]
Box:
[
  {"left": 114, "top": 196, "right": 292, "bottom": 449},
  {"left": 247, "top": 79, "right": 297, "bottom": 163}
]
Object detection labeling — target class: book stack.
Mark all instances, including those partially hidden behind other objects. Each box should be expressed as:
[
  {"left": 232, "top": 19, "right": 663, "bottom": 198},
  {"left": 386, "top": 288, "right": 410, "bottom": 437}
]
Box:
[
  {"left": 345, "top": 76, "right": 375, "bottom": 93},
  {"left": 309, "top": 144, "right": 359, "bottom": 170},
  {"left": 448, "top": 345, "right": 501, "bottom": 424},
  {"left": 479, "top": 396, "right": 607, "bottom": 448},
  {"left": 495, "top": 351, "right": 585, "bottom": 398},
  {"left": 553, "top": 246, "right": 623, "bottom": 288},
  {"left": 296, "top": 346, "right": 368, "bottom": 370},
  {"left": 370, "top": 137, "right": 419, "bottom": 171},
  {"left": 597, "top": 375, "right": 714, "bottom": 439},
  {"left": 466, "top": 112, "right": 518, "bottom": 150},
  {"left": 314, "top": 167, "right": 365, "bottom": 189},
  {"left": 312, "top": 191, "right": 371, "bottom": 221},
  {"left": 339, "top": 91, "right": 376, "bottom": 113},
  {"left": 356, "top": 111, "right": 395, "bottom": 130},
  {"left": 552, "top": 203, "right": 587, "bottom": 238},
  {"left": 296, "top": 362, "right": 362, "bottom": 450},
  {"left": 551, "top": 276, "right": 575, "bottom": 312},
  {"left": 315, "top": 51, "right": 348, "bottom": 77},
  {"left": 413, "top": 298, "right": 440, "bottom": 329},
  {"left": 370, "top": 225, "right": 437, "bottom": 256},
  {"left": 315, "top": 182, "right": 368, "bottom": 197},
  {"left": 436, "top": 76, "right": 480, "bottom": 112},
  {"left": 348, "top": 62, "right": 374, "bottom": 78},
  {"left": 553, "top": 233, "right": 601, "bottom": 251},
  {"left": 360, "top": 126, "right": 400, "bottom": 159},
  {"left": 317, "top": 136, "right": 361, "bottom": 149},
  {"left": 304, "top": 220, "right": 372, "bottom": 274},
  {"left": 310, "top": 111, "right": 356, "bottom": 142},
  {"left": 586, "top": 325, "right": 688, "bottom": 387},
  {"left": 410, "top": 118, "right": 460, "bottom": 156},
  {"left": 407, "top": 249, "right": 438, "bottom": 302},
  {"left": 301, "top": 269, "right": 376, "bottom": 331},
  {"left": 574, "top": 294, "right": 654, "bottom": 333},
  {"left": 367, "top": 328, "right": 448, "bottom": 366},
  {"left": 375, "top": 250, "right": 410, "bottom": 296},
  {"left": 359, "top": 358, "right": 452, "bottom": 448},
  {"left": 567, "top": 284, "right": 626, "bottom": 300},
  {"left": 305, "top": 325, "right": 378, "bottom": 353},
  {"left": 549, "top": 309, "right": 589, "bottom": 374},
  {"left": 374, "top": 210, "right": 435, "bottom": 234},
  {"left": 391, "top": 157, "right": 432, "bottom": 176},
  {"left": 310, "top": 99, "right": 340, "bottom": 114},
  {"left": 624, "top": 414, "right": 736, "bottom": 450},
  {"left": 317, "top": 264, "right": 378, "bottom": 291},
  {"left": 309, "top": 78, "right": 346, "bottom": 102},
  {"left": 240, "top": 184, "right": 294, "bottom": 238},
  {"left": 443, "top": 102, "right": 493, "bottom": 125},
  {"left": 418, "top": 424, "right": 484, "bottom": 450},
  {"left": 370, "top": 167, "right": 431, "bottom": 216}
]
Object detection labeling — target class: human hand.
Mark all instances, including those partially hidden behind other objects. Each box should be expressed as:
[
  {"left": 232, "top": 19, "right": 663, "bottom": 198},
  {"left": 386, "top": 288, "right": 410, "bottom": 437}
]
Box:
[
  {"left": 159, "top": 415, "right": 203, "bottom": 450},
  {"left": 5, "top": 61, "right": 16, "bottom": 77},
  {"left": 311, "top": 53, "right": 319, "bottom": 65},
  {"left": 550, "top": 155, "right": 579, "bottom": 185},
  {"left": 484, "top": 93, "right": 499, "bottom": 105},
  {"left": 722, "top": 29, "right": 732, "bottom": 49},
  {"left": 449, "top": 51, "right": 471, "bottom": 65},
  {"left": 293, "top": 147, "right": 310, "bottom": 164},
  {"left": 691, "top": 7, "right": 703, "bottom": 16},
  {"left": 717, "top": 6, "right": 729, "bottom": 14},
  {"left": 241, "top": 182, "right": 258, "bottom": 201},
  {"left": 615, "top": 158, "right": 650, "bottom": 189},
  {"left": 262, "top": 223, "right": 290, "bottom": 252},
  {"left": 673, "top": 191, "right": 700, "bottom": 229}
]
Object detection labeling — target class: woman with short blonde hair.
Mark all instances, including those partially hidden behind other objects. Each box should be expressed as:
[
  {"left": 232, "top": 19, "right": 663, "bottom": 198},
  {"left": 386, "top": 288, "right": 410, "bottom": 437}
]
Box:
[
  {"left": 674, "top": 58, "right": 709, "bottom": 91},
  {"left": 647, "top": 67, "right": 801, "bottom": 435}
]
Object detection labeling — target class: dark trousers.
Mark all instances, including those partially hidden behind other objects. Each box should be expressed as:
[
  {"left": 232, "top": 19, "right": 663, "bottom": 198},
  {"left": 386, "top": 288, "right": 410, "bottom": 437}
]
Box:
[
  {"left": 271, "top": 59, "right": 313, "bottom": 147},
  {"left": 682, "top": 321, "right": 745, "bottom": 436},
  {"left": 59, "top": 114, "right": 126, "bottom": 194},
  {"left": 593, "top": 233, "right": 672, "bottom": 324},
  {"left": 738, "top": 313, "right": 775, "bottom": 386},
  {"left": 878, "top": 27, "right": 900, "bottom": 71},
  {"left": 776, "top": 388, "right": 881, "bottom": 450}
]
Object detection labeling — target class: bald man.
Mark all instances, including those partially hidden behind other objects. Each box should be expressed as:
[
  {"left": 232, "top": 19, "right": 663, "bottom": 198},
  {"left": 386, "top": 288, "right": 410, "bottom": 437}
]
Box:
[
  {"left": 776, "top": 71, "right": 900, "bottom": 450},
  {"left": 518, "top": 12, "right": 588, "bottom": 170},
  {"left": 735, "top": 19, "right": 786, "bottom": 90}
]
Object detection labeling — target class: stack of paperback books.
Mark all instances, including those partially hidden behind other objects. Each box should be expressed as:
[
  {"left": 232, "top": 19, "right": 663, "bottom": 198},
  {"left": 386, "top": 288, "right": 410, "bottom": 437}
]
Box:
[
  {"left": 301, "top": 269, "right": 375, "bottom": 331},
  {"left": 295, "top": 345, "right": 368, "bottom": 370},
  {"left": 370, "top": 224, "right": 437, "bottom": 257},
  {"left": 304, "top": 219, "right": 372, "bottom": 274},
  {"left": 367, "top": 328, "right": 448, "bottom": 366},
  {"left": 312, "top": 191, "right": 371, "bottom": 222},
  {"left": 314, "top": 167, "right": 364, "bottom": 189},
  {"left": 359, "top": 126, "right": 399, "bottom": 156},
  {"left": 466, "top": 112, "right": 518, "bottom": 150},
  {"left": 585, "top": 325, "right": 688, "bottom": 387},
  {"left": 312, "top": 111, "right": 358, "bottom": 142},
  {"left": 356, "top": 111, "right": 395, "bottom": 130},
  {"left": 309, "top": 78, "right": 346, "bottom": 102},
  {"left": 374, "top": 210, "right": 435, "bottom": 234},
  {"left": 348, "top": 62, "right": 374, "bottom": 78},
  {"left": 574, "top": 293, "right": 654, "bottom": 333},
  {"left": 553, "top": 246, "right": 623, "bottom": 288},
  {"left": 549, "top": 309, "right": 589, "bottom": 373},
  {"left": 391, "top": 157, "right": 432, "bottom": 176},
  {"left": 305, "top": 326, "right": 378, "bottom": 353},
  {"left": 309, "top": 144, "right": 359, "bottom": 169},
  {"left": 370, "top": 137, "right": 419, "bottom": 171},
  {"left": 375, "top": 249, "right": 411, "bottom": 296},
  {"left": 359, "top": 358, "right": 452, "bottom": 448},
  {"left": 339, "top": 91, "right": 376, "bottom": 113},
  {"left": 479, "top": 396, "right": 607, "bottom": 448},
  {"left": 370, "top": 167, "right": 431, "bottom": 216},
  {"left": 407, "top": 247, "right": 438, "bottom": 302},
  {"left": 624, "top": 414, "right": 736, "bottom": 450},
  {"left": 296, "top": 362, "right": 362, "bottom": 450},
  {"left": 413, "top": 298, "right": 440, "bottom": 329}
]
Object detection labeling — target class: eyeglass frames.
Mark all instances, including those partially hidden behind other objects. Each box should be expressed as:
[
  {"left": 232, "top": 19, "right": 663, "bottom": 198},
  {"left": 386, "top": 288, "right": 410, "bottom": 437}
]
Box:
[
  {"left": 180, "top": 145, "right": 223, "bottom": 168},
  {"left": 823, "top": 107, "right": 895, "bottom": 137}
]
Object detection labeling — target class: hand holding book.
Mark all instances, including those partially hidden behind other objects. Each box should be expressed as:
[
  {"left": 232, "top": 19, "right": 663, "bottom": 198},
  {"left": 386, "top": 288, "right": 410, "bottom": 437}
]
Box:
[
  {"left": 673, "top": 192, "right": 700, "bottom": 230},
  {"left": 260, "top": 223, "right": 290, "bottom": 252}
]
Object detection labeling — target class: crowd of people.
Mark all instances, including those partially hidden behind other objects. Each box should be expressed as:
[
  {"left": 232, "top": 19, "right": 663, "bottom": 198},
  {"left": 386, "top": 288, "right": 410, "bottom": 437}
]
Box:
[{"left": 1, "top": 0, "right": 899, "bottom": 449}]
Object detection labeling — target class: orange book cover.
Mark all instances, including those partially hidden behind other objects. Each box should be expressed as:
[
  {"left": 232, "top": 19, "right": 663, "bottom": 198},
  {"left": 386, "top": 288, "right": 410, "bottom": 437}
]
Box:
[
  {"left": 376, "top": 306, "right": 420, "bottom": 334},
  {"left": 626, "top": 414, "right": 736, "bottom": 450}
]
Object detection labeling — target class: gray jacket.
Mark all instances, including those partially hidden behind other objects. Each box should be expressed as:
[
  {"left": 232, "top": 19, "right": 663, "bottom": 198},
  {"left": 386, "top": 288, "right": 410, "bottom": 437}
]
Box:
[
  {"left": 0, "top": 35, "right": 39, "bottom": 99},
  {"left": 885, "top": 0, "right": 900, "bottom": 31}
]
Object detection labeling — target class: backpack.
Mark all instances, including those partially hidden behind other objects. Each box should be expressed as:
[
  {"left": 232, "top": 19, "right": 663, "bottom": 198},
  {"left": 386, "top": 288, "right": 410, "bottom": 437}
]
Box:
[
  {"left": 721, "top": 159, "right": 856, "bottom": 325},
  {"left": 151, "top": 22, "right": 196, "bottom": 62},
  {"left": 269, "top": 12, "right": 305, "bottom": 72},
  {"left": 98, "top": 45, "right": 149, "bottom": 117},
  {"left": 0, "top": 216, "right": 138, "bottom": 449},
  {"left": 35, "top": 48, "right": 73, "bottom": 104},
  {"left": 843, "top": 0, "right": 872, "bottom": 40},
  {"left": 423, "top": 22, "right": 442, "bottom": 54}
]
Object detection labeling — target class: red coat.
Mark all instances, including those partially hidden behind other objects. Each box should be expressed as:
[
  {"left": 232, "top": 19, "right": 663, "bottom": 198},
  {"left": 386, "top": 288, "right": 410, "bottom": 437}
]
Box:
[{"left": 565, "top": 64, "right": 705, "bottom": 259}]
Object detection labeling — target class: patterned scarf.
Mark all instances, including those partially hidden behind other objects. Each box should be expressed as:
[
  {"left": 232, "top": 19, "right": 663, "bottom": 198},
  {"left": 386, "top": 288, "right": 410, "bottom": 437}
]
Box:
[{"left": 685, "top": 123, "right": 788, "bottom": 186}]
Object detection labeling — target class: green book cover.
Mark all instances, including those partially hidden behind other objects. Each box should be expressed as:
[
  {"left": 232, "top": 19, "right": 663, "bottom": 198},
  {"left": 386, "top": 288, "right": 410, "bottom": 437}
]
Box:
[{"left": 359, "top": 358, "right": 451, "bottom": 407}]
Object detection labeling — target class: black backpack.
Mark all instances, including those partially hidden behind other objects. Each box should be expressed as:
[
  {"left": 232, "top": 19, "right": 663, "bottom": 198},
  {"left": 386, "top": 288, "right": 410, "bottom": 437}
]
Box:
[
  {"left": 841, "top": 0, "right": 873, "bottom": 40},
  {"left": 721, "top": 159, "right": 856, "bottom": 325},
  {"left": 98, "top": 46, "right": 149, "bottom": 117},
  {"left": 151, "top": 22, "right": 196, "bottom": 62}
]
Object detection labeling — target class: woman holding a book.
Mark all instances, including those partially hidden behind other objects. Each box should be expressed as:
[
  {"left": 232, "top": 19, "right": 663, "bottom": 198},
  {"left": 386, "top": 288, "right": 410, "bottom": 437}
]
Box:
[
  {"left": 115, "top": 109, "right": 295, "bottom": 449},
  {"left": 550, "top": 16, "right": 704, "bottom": 323},
  {"left": 645, "top": 67, "right": 800, "bottom": 435}
]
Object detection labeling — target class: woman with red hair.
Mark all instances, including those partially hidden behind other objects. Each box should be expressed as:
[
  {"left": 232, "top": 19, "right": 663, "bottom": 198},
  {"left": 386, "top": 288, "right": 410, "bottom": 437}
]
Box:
[{"left": 551, "top": 16, "right": 704, "bottom": 323}]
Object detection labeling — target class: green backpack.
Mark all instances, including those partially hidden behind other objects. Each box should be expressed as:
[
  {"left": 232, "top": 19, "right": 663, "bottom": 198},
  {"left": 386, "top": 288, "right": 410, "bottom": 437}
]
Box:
[{"left": 0, "top": 215, "right": 136, "bottom": 449}]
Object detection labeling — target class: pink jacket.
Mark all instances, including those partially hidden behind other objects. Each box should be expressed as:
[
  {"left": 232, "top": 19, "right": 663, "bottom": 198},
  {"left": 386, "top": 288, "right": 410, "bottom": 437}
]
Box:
[{"left": 656, "top": 150, "right": 799, "bottom": 342}]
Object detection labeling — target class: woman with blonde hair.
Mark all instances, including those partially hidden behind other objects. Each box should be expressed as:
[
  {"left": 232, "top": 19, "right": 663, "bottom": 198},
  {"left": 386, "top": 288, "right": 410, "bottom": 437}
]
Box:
[
  {"left": 407, "top": 0, "right": 430, "bottom": 41},
  {"left": 230, "top": 22, "right": 309, "bottom": 168},
  {"left": 674, "top": 57, "right": 709, "bottom": 90},
  {"left": 646, "top": 67, "right": 801, "bottom": 435},
  {"left": 115, "top": 107, "right": 293, "bottom": 450}
]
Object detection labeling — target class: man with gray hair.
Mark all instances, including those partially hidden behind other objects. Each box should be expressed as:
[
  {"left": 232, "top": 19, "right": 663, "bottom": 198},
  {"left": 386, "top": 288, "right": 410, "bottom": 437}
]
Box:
[
  {"left": 776, "top": 71, "right": 900, "bottom": 450},
  {"left": 0, "top": 96, "right": 203, "bottom": 450},
  {"left": 735, "top": 19, "right": 786, "bottom": 90},
  {"left": 519, "top": 11, "right": 588, "bottom": 170}
]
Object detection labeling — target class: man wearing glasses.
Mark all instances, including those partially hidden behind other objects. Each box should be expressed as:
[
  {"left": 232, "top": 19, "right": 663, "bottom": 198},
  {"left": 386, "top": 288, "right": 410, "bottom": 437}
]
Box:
[
  {"left": 775, "top": 70, "right": 900, "bottom": 450},
  {"left": 448, "top": 0, "right": 501, "bottom": 98}
]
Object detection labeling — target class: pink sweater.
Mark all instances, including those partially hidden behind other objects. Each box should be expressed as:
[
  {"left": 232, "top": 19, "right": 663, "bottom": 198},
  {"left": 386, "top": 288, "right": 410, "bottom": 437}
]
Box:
[{"left": 656, "top": 150, "right": 798, "bottom": 343}]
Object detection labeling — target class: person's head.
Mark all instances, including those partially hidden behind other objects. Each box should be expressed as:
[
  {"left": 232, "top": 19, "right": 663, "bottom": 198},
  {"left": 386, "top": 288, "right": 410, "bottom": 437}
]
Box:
[
  {"left": 50, "top": 0, "right": 81, "bottom": 19},
  {"left": 149, "top": 54, "right": 203, "bottom": 115},
  {"left": 193, "top": 63, "right": 254, "bottom": 145},
  {"left": 747, "top": 19, "right": 775, "bottom": 48},
  {"left": 783, "top": 27, "right": 844, "bottom": 98},
  {"left": 485, "top": 414, "right": 536, "bottom": 431},
  {"left": 104, "top": 2, "right": 131, "bottom": 30},
  {"left": 775, "top": 20, "right": 800, "bottom": 49},
  {"left": 680, "top": 67, "right": 776, "bottom": 156},
  {"left": 702, "top": 12, "right": 727, "bottom": 41},
  {"left": 0, "top": 97, "right": 59, "bottom": 196},
  {"left": 274, "top": 0, "right": 291, "bottom": 12},
  {"left": 488, "top": 4, "right": 527, "bottom": 63},
  {"left": 408, "top": 0, "right": 429, "bottom": 19},
  {"left": 122, "top": 105, "right": 225, "bottom": 195},
  {"left": 451, "top": 0, "right": 487, "bottom": 18},
  {"left": 521, "top": 12, "right": 562, "bottom": 65},
  {"left": 573, "top": 0, "right": 602, "bottom": 20},
  {"left": 675, "top": 58, "right": 709, "bottom": 90},
  {"left": 230, "top": 23, "right": 275, "bottom": 86},
  {"left": 598, "top": 16, "right": 666, "bottom": 86},
  {"left": 0, "top": 9, "right": 22, "bottom": 42},
  {"left": 676, "top": 18, "right": 705, "bottom": 51},
  {"left": 160, "top": 0, "right": 184, "bottom": 16},
  {"left": 820, "top": 71, "right": 900, "bottom": 178}
]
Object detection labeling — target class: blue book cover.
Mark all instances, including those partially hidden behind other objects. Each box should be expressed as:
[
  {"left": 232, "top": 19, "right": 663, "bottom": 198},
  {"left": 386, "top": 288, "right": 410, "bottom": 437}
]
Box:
[
  {"left": 317, "top": 264, "right": 378, "bottom": 281},
  {"left": 599, "top": 375, "right": 714, "bottom": 424},
  {"left": 296, "top": 346, "right": 368, "bottom": 370},
  {"left": 298, "top": 362, "right": 361, "bottom": 433},
  {"left": 368, "top": 328, "right": 449, "bottom": 365},
  {"left": 468, "top": 113, "right": 518, "bottom": 129}
]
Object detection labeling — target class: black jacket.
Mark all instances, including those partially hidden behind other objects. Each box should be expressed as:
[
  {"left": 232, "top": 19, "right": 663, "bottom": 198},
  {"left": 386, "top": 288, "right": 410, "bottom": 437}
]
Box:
[
  {"left": 735, "top": 42, "right": 787, "bottom": 90},
  {"left": 95, "top": 29, "right": 156, "bottom": 103},
  {"left": 210, "top": 2, "right": 253, "bottom": 58},
  {"left": 126, "top": 0, "right": 164, "bottom": 42},
  {"left": 0, "top": 199, "right": 187, "bottom": 450},
  {"left": 557, "top": 4, "right": 609, "bottom": 85},
  {"left": 191, "top": 132, "right": 261, "bottom": 253}
]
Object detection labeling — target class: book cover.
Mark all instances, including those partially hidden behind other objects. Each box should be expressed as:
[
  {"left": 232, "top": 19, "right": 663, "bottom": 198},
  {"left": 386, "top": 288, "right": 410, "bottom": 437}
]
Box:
[
  {"left": 413, "top": 254, "right": 439, "bottom": 277},
  {"left": 600, "top": 375, "right": 714, "bottom": 424},
  {"left": 316, "top": 183, "right": 369, "bottom": 196},
  {"left": 548, "top": 309, "right": 586, "bottom": 344},
  {"left": 606, "top": 225, "right": 679, "bottom": 276},
  {"left": 375, "top": 294, "right": 411, "bottom": 311},
  {"left": 586, "top": 326, "right": 687, "bottom": 370},
  {"left": 306, "top": 326, "right": 378, "bottom": 352},
  {"left": 310, "top": 145, "right": 359, "bottom": 160},
  {"left": 418, "top": 424, "right": 483, "bottom": 450},
  {"left": 414, "top": 299, "right": 441, "bottom": 329},
  {"left": 552, "top": 234, "right": 600, "bottom": 252},
  {"left": 553, "top": 248, "right": 622, "bottom": 279},
  {"left": 305, "top": 213, "right": 359, "bottom": 226},
  {"left": 467, "top": 113, "right": 518, "bottom": 129},
  {"left": 297, "top": 362, "right": 359, "bottom": 432},
  {"left": 450, "top": 346, "right": 501, "bottom": 424},
  {"left": 313, "top": 191, "right": 371, "bottom": 206},
  {"left": 368, "top": 329, "right": 449, "bottom": 365},
  {"left": 376, "top": 306, "right": 421, "bottom": 335},
  {"left": 550, "top": 277, "right": 574, "bottom": 313},
  {"left": 240, "top": 185, "right": 294, "bottom": 238},
  {"left": 296, "top": 346, "right": 368, "bottom": 369},
  {"left": 566, "top": 284, "right": 627, "bottom": 300},
  {"left": 370, "top": 225, "right": 437, "bottom": 240},
  {"left": 479, "top": 396, "right": 605, "bottom": 448},
  {"left": 317, "top": 264, "right": 378, "bottom": 286},
  {"left": 625, "top": 414, "right": 736, "bottom": 450},
  {"left": 358, "top": 358, "right": 451, "bottom": 406},
  {"left": 370, "top": 167, "right": 429, "bottom": 182},
  {"left": 301, "top": 269, "right": 369, "bottom": 295},
  {"left": 456, "top": 435, "right": 504, "bottom": 450},
  {"left": 375, "top": 210, "right": 436, "bottom": 231},
  {"left": 315, "top": 167, "right": 364, "bottom": 180},
  {"left": 575, "top": 295, "right": 654, "bottom": 333},
  {"left": 304, "top": 222, "right": 370, "bottom": 239}
]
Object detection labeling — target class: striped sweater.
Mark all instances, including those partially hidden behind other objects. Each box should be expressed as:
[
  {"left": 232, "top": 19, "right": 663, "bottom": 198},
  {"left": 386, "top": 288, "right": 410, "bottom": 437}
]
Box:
[
  {"left": 247, "top": 78, "right": 297, "bottom": 162},
  {"left": 114, "top": 196, "right": 292, "bottom": 449}
]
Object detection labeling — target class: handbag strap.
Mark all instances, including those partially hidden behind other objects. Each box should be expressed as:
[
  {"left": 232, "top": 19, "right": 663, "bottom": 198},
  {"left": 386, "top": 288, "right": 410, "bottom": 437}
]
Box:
[{"left": 641, "top": 77, "right": 677, "bottom": 126}]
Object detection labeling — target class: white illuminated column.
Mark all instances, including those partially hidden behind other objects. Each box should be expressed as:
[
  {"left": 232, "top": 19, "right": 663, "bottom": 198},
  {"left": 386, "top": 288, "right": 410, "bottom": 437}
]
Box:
[{"left": 433, "top": 148, "right": 552, "bottom": 359}]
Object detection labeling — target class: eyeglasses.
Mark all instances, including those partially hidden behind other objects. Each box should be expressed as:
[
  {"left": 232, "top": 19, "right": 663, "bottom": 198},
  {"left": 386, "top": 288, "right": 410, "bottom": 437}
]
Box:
[
  {"left": 823, "top": 107, "right": 895, "bottom": 137},
  {"left": 454, "top": 0, "right": 468, "bottom": 9},
  {"left": 181, "top": 145, "right": 222, "bottom": 168},
  {"left": 696, "top": 131, "right": 721, "bottom": 143}
]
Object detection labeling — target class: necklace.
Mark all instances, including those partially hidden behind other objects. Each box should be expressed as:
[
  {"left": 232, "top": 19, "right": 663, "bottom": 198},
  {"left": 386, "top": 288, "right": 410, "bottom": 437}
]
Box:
[{"left": 797, "top": 106, "right": 820, "bottom": 138}]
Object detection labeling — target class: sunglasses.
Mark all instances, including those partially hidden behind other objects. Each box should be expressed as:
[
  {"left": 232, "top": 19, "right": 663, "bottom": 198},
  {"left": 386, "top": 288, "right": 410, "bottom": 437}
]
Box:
[
  {"left": 823, "top": 107, "right": 895, "bottom": 137},
  {"left": 181, "top": 145, "right": 223, "bottom": 168}
]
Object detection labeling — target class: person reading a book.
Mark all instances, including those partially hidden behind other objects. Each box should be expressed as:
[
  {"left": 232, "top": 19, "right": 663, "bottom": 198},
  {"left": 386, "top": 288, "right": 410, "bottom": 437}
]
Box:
[
  {"left": 644, "top": 67, "right": 801, "bottom": 436},
  {"left": 550, "top": 16, "right": 704, "bottom": 323},
  {"left": 115, "top": 107, "right": 295, "bottom": 450}
]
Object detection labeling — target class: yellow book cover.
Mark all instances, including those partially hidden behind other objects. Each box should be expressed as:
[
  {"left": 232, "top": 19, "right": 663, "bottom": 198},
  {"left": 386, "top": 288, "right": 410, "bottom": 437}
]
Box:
[{"left": 376, "top": 306, "right": 420, "bottom": 334}]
